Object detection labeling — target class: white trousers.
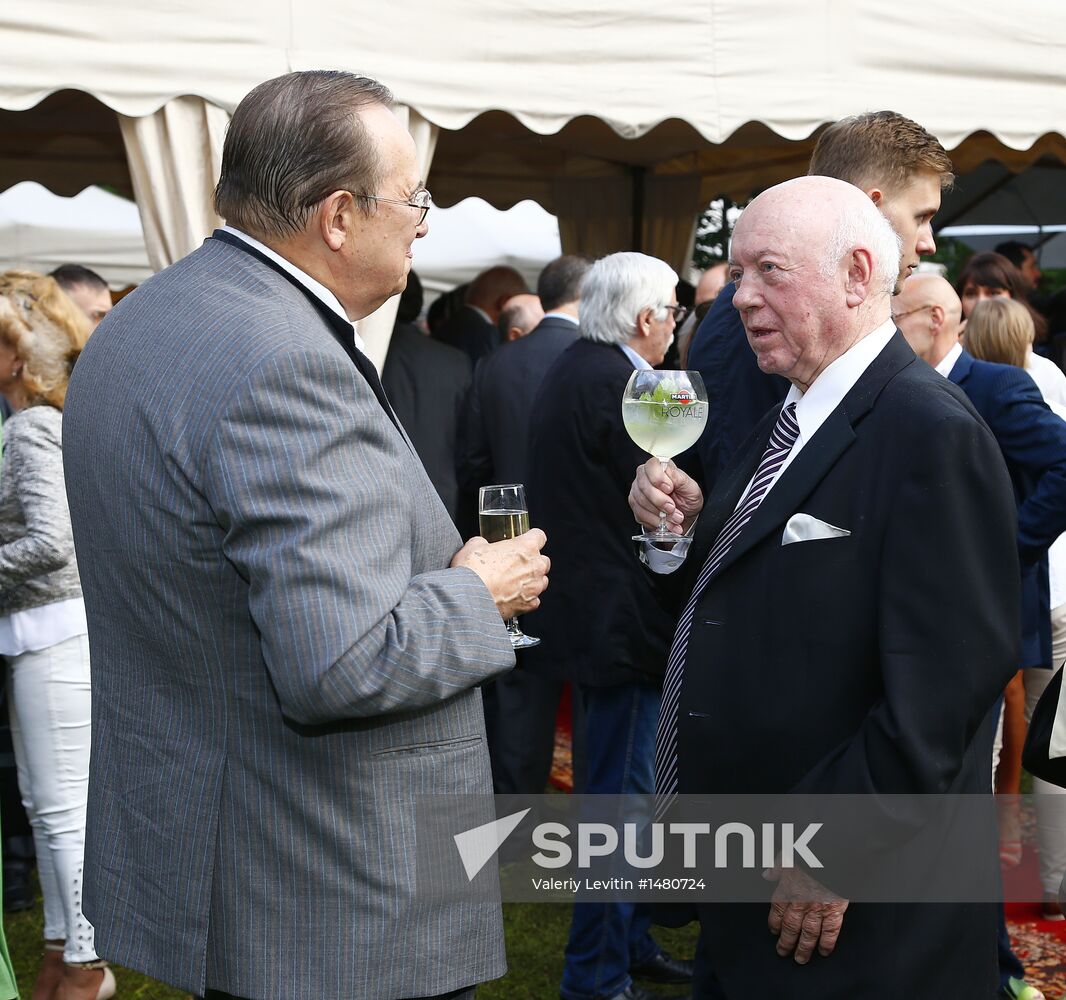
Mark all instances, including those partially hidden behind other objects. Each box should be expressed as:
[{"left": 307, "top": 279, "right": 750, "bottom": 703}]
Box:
[
  {"left": 1022, "top": 601, "right": 1066, "bottom": 894},
  {"left": 7, "top": 633, "right": 99, "bottom": 962}
]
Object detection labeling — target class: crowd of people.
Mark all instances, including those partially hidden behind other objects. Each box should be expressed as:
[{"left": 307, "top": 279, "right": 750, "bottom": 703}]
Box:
[{"left": 0, "top": 69, "right": 1065, "bottom": 1000}]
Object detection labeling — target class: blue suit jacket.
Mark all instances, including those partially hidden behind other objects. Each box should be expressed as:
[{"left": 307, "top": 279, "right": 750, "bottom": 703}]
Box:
[{"left": 949, "top": 349, "right": 1066, "bottom": 668}]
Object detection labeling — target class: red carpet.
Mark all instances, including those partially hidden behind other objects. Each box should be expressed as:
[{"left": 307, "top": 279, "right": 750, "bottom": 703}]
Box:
[{"left": 549, "top": 683, "right": 573, "bottom": 792}]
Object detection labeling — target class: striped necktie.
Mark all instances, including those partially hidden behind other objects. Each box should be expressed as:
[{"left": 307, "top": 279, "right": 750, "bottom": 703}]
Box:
[{"left": 654, "top": 401, "right": 801, "bottom": 809}]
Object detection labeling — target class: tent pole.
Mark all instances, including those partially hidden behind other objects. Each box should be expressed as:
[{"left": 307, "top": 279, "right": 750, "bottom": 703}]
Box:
[{"left": 631, "top": 166, "right": 645, "bottom": 252}]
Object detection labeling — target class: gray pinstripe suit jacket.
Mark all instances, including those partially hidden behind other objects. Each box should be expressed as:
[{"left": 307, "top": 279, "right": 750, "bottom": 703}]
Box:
[{"left": 62, "top": 235, "right": 515, "bottom": 999}]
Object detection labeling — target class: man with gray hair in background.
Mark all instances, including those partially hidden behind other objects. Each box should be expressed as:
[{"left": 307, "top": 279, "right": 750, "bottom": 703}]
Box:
[
  {"left": 630, "top": 176, "right": 1019, "bottom": 997},
  {"left": 62, "top": 70, "right": 549, "bottom": 1000},
  {"left": 528, "top": 252, "right": 695, "bottom": 1000}
]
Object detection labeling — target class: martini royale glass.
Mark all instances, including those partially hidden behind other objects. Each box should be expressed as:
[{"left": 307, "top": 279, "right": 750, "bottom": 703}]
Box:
[{"left": 622, "top": 370, "right": 708, "bottom": 545}]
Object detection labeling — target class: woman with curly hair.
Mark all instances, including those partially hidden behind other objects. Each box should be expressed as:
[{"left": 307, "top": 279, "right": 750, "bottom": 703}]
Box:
[{"left": 0, "top": 273, "right": 114, "bottom": 1000}]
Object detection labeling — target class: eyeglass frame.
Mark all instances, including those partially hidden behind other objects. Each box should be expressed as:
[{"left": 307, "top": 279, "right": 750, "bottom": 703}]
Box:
[
  {"left": 890, "top": 303, "right": 935, "bottom": 322},
  {"left": 661, "top": 304, "right": 689, "bottom": 324},
  {"left": 360, "top": 188, "right": 432, "bottom": 225}
]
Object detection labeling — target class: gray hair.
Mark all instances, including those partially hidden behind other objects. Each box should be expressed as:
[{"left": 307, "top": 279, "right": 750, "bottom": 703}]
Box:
[
  {"left": 580, "top": 252, "right": 679, "bottom": 346},
  {"left": 819, "top": 200, "right": 902, "bottom": 297},
  {"left": 214, "top": 71, "right": 393, "bottom": 240}
]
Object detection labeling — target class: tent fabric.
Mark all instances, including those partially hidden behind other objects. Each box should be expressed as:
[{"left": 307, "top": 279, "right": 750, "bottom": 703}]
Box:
[
  {"left": 0, "top": 181, "right": 151, "bottom": 287},
  {"left": 119, "top": 96, "right": 228, "bottom": 270},
  {"left": 1, "top": 3, "right": 1064, "bottom": 151}
]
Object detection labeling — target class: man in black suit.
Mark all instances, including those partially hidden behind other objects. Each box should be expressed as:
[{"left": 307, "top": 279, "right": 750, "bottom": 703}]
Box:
[
  {"left": 530, "top": 252, "right": 693, "bottom": 1000},
  {"left": 434, "top": 265, "right": 528, "bottom": 364},
  {"left": 630, "top": 176, "right": 1019, "bottom": 998},
  {"left": 688, "top": 111, "right": 950, "bottom": 491},
  {"left": 381, "top": 271, "right": 472, "bottom": 521},
  {"left": 460, "top": 254, "right": 591, "bottom": 795}
]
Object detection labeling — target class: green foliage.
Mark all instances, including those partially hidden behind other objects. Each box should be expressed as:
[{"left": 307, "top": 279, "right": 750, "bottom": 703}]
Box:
[
  {"left": 4, "top": 889, "right": 698, "bottom": 998},
  {"left": 692, "top": 196, "right": 744, "bottom": 271}
]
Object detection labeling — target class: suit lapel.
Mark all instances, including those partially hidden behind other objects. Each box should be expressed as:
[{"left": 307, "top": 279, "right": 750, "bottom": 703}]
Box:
[
  {"left": 209, "top": 230, "right": 406, "bottom": 439},
  {"left": 696, "top": 331, "right": 916, "bottom": 585}
]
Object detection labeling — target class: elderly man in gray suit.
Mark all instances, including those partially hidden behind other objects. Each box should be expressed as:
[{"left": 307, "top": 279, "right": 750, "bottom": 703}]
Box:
[{"left": 61, "top": 71, "right": 549, "bottom": 1000}]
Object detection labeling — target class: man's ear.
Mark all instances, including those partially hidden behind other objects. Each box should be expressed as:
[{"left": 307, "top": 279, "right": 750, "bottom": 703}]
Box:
[
  {"left": 318, "top": 190, "right": 355, "bottom": 251},
  {"left": 929, "top": 304, "right": 945, "bottom": 333},
  {"left": 844, "top": 248, "right": 875, "bottom": 307},
  {"left": 867, "top": 187, "right": 885, "bottom": 208},
  {"left": 636, "top": 307, "right": 654, "bottom": 337}
]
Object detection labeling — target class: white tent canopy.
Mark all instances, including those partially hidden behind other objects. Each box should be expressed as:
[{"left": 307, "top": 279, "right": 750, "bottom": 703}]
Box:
[
  {"left": 0, "top": 182, "right": 151, "bottom": 287},
  {"left": 0, "top": 182, "right": 561, "bottom": 299},
  {"left": 3, "top": 2, "right": 1066, "bottom": 364}
]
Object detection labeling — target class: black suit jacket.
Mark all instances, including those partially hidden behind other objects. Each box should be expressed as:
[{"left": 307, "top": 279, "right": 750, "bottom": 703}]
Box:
[
  {"left": 525, "top": 340, "right": 675, "bottom": 687},
  {"left": 381, "top": 323, "right": 472, "bottom": 520},
  {"left": 435, "top": 304, "right": 499, "bottom": 365},
  {"left": 948, "top": 349, "right": 1066, "bottom": 669},
  {"left": 459, "top": 315, "right": 580, "bottom": 492},
  {"left": 674, "top": 333, "right": 1019, "bottom": 997}
]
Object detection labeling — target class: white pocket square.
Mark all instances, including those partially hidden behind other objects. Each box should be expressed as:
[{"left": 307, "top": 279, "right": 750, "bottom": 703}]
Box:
[{"left": 781, "top": 513, "right": 851, "bottom": 546}]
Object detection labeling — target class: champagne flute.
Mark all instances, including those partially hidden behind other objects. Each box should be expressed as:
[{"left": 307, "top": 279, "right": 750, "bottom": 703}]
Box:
[
  {"left": 479, "top": 483, "right": 541, "bottom": 650},
  {"left": 622, "top": 370, "right": 708, "bottom": 543}
]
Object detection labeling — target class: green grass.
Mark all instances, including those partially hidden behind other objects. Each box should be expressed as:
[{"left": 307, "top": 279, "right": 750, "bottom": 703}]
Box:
[{"left": 3, "top": 890, "right": 698, "bottom": 999}]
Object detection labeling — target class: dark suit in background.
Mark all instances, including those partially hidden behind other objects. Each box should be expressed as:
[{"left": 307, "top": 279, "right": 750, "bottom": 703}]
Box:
[
  {"left": 673, "top": 334, "right": 1018, "bottom": 997},
  {"left": 460, "top": 313, "right": 582, "bottom": 794},
  {"left": 687, "top": 284, "right": 788, "bottom": 489},
  {"left": 436, "top": 303, "right": 498, "bottom": 365},
  {"left": 947, "top": 350, "right": 1066, "bottom": 670},
  {"left": 382, "top": 322, "right": 472, "bottom": 521},
  {"left": 528, "top": 338, "right": 677, "bottom": 1000}
]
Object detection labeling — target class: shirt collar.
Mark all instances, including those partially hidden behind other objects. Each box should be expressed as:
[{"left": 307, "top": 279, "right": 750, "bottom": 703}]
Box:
[
  {"left": 468, "top": 304, "right": 493, "bottom": 325},
  {"left": 783, "top": 317, "right": 897, "bottom": 442},
  {"left": 935, "top": 341, "right": 964, "bottom": 378},
  {"left": 620, "top": 342, "right": 652, "bottom": 370},
  {"left": 221, "top": 226, "right": 367, "bottom": 354},
  {"left": 543, "top": 311, "right": 579, "bottom": 325}
]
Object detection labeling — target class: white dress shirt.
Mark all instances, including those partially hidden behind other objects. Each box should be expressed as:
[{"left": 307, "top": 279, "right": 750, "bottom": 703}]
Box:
[
  {"left": 221, "top": 226, "right": 368, "bottom": 354},
  {"left": 1027, "top": 351, "right": 1066, "bottom": 409},
  {"left": 935, "top": 341, "right": 963, "bottom": 378},
  {"left": 620, "top": 342, "right": 652, "bottom": 370}
]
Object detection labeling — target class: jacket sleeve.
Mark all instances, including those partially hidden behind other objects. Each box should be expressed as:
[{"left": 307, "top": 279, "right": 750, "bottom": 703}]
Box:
[
  {"left": 0, "top": 409, "right": 76, "bottom": 591},
  {"left": 791, "top": 410, "right": 1019, "bottom": 847},
  {"left": 203, "top": 347, "right": 514, "bottom": 726},
  {"left": 981, "top": 366, "right": 1066, "bottom": 566}
]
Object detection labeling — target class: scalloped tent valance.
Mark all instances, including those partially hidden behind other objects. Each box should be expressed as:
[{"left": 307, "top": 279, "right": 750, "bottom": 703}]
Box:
[{"left": 2, "top": 1, "right": 1065, "bottom": 365}]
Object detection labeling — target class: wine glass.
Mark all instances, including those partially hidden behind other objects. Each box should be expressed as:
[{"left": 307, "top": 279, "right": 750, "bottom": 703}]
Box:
[
  {"left": 622, "top": 370, "right": 708, "bottom": 545},
  {"left": 479, "top": 483, "right": 541, "bottom": 650}
]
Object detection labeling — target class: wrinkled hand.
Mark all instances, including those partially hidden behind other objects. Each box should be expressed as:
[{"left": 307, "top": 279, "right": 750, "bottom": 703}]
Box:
[
  {"left": 766, "top": 866, "right": 849, "bottom": 964},
  {"left": 451, "top": 529, "right": 550, "bottom": 620},
  {"left": 628, "top": 458, "right": 704, "bottom": 534}
]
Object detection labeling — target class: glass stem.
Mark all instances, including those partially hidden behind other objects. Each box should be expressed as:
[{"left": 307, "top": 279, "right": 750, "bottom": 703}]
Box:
[{"left": 658, "top": 457, "right": 670, "bottom": 535}]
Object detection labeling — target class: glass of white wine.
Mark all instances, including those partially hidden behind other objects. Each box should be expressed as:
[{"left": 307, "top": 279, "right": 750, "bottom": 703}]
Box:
[
  {"left": 478, "top": 483, "right": 541, "bottom": 650},
  {"left": 622, "top": 370, "right": 708, "bottom": 545}
]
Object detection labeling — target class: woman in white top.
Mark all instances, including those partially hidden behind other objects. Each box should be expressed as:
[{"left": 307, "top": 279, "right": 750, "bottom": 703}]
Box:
[{"left": 0, "top": 272, "right": 115, "bottom": 1000}]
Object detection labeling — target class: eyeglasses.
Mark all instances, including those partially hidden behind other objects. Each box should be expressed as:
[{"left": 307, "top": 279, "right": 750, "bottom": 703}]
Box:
[
  {"left": 362, "top": 188, "right": 432, "bottom": 225},
  {"left": 662, "top": 304, "right": 689, "bottom": 324},
  {"left": 891, "top": 304, "right": 933, "bottom": 322}
]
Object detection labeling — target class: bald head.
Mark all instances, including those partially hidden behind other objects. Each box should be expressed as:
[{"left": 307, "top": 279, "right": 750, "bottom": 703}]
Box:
[
  {"left": 497, "top": 293, "right": 545, "bottom": 342},
  {"left": 695, "top": 263, "right": 729, "bottom": 306},
  {"left": 465, "top": 266, "right": 529, "bottom": 321},
  {"left": 892, "top": 273, "right": 962, "bottom": 367},
  {"left": 729, "top": 177, "right": 901, "bottom": 390}
]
